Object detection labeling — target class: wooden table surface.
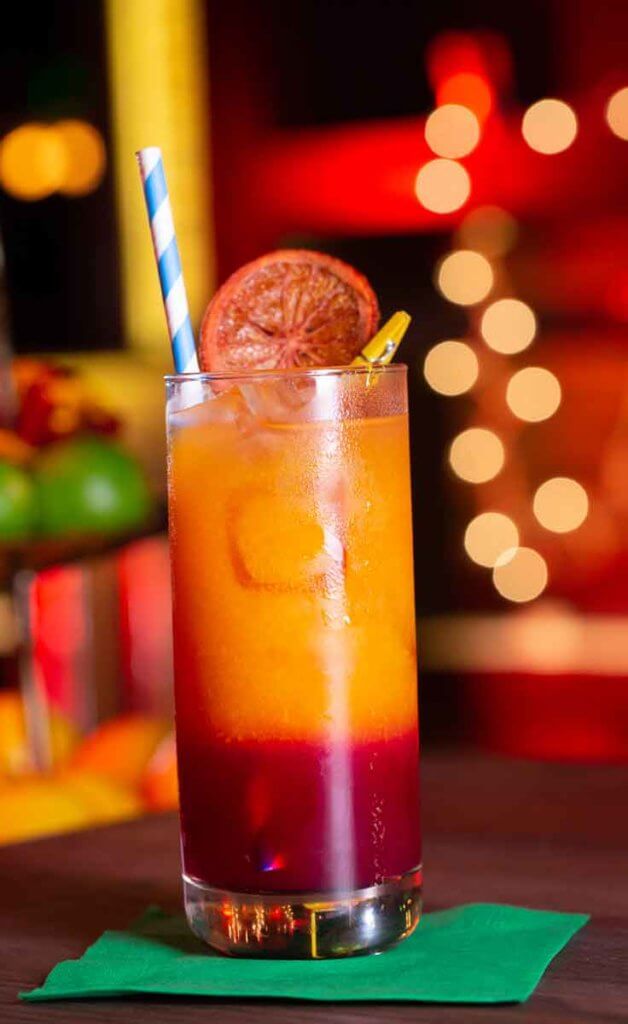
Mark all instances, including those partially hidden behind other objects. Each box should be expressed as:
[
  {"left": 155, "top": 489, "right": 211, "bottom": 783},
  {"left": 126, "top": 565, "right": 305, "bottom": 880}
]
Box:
[{"left": 1, "top": 750, "right": 627, "bottom": 1023}]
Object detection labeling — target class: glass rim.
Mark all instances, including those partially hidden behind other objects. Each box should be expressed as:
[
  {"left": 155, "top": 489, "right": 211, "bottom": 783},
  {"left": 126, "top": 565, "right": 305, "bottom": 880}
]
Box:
[{"left": 165, "top": 363, "right": 407, "bottom": 384}]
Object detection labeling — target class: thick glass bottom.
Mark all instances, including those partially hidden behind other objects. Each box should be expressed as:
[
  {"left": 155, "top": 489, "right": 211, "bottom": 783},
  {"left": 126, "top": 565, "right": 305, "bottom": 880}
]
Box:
[{"left": 183, "top": 867, "right": 422, "bottom": 958}]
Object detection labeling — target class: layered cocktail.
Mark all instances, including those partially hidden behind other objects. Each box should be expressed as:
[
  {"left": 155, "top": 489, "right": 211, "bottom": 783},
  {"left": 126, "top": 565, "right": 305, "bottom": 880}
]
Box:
[
  {"left": 167, "top": 363, "right": 421, "bottom": 957},
  {"left": 135, "top": 148, "right": 424, "bottom": 958}
]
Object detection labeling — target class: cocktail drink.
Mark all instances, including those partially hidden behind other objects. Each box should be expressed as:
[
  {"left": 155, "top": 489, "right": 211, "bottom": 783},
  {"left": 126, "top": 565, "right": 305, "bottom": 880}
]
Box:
[
  {"left": 135, "top": 154, "right": 422, "bottom": 958},
  {"left": 167, "top": 365, "right": 421, "bottom": 957}
]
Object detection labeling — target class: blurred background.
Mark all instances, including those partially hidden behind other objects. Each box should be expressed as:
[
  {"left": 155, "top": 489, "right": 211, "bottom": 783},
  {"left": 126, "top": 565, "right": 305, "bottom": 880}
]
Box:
[{"left": 0, "top": 0, "right": 627, "bottom": 842}]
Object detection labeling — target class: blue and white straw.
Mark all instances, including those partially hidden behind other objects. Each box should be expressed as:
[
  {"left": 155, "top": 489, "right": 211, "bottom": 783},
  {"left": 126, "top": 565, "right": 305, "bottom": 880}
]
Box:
[{"left": 136, "top": 147, "right": 200, "bottom": 374}]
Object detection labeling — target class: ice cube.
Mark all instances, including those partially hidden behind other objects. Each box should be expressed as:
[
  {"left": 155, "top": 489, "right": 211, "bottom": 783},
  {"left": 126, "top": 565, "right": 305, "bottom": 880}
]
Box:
[
  {"left": 169, "top": 385, "right": 257, "bottom": 433},
  {"left": 230, "top": 490, "right": 329, "bottom": 589},
  {"left": 239, "top": 375, "right": 317, "bottom": 424}
]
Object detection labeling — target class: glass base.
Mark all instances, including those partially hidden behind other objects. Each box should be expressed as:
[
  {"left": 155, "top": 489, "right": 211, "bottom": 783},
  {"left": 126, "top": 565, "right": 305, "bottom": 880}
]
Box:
[{"left": 183, "top": 867, "right": 422, "bottom": 958}]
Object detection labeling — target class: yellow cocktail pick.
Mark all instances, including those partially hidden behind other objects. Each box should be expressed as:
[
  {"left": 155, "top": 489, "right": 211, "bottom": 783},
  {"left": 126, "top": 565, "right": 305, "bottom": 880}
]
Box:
[{"left": 351, "top": 310, "right": 411, "bottom": 367}]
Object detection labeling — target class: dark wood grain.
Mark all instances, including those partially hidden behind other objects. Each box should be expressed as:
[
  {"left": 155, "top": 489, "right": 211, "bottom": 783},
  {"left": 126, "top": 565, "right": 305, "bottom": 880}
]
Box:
[{"left": 1, "top": 750, "right": 626, "bottom": 1023}]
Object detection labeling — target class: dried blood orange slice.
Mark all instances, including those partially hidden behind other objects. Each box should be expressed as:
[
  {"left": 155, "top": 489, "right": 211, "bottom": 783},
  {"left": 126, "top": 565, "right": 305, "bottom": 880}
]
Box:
[{"left": 199, "top": 250, "right": 379, "bottom": 372}]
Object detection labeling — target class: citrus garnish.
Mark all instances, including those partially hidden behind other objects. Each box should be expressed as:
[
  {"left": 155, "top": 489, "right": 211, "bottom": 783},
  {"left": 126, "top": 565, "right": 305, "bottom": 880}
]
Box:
[{"left": 200, "top": 250, "right": 379, "bottom": 372}]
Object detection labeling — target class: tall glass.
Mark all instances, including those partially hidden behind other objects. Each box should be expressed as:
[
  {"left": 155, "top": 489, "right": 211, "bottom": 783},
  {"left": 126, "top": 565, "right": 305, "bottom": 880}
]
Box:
[{"left": 166, "top": 365, "right": 421, "bottom": 957}]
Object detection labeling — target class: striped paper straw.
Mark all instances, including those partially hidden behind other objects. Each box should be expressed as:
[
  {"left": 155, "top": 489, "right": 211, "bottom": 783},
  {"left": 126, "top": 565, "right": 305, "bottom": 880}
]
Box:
[{"left": 136, "top": 147, "right": 199, "bottom": 374}]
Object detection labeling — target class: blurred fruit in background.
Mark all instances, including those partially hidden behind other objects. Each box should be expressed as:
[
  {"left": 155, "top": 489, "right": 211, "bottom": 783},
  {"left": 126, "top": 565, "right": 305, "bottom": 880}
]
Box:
[
  {"left": 70, "top": 713, "right": 170, "bottom": 789},
  {"left": 0, "top": 691, "right": 78, "bottom": 774},
  {"left": 0, "top": 358, "right": 153, "bottom": 545},
  {"left": 141, "top": 733, "right": 179, "bottom": 812},
  {"left": 13, "top": 360, "right": 119, "bottom": 447},
  {"left": 0, "top": 777, "right": 95, "bottom": 844},
  {"left": 0, "top": 430, "right": 33, "bottom": 465},
  {"left": 0, "top": 693, "right": 178, "bottom": 845},
  {"left": 0, "top": 693, "right": 30, "bottom": 775},
  {"left": 0, "top": 461, "right": 38, "bottom": 541},
  {"left": 0, "top": 772, "right": 141, "bottom": 844},
  {"left": 35, "top": 436, "right": 152, "bottom": 537},
  {"left": 57, "top": 772, "right": 141, "bottom": 825}
]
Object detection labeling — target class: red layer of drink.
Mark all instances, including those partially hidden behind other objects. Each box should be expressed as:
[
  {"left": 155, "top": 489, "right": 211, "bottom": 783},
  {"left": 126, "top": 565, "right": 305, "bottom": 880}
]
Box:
[{"left": 178, "top": 732, "right": 421, "bottom": 893}]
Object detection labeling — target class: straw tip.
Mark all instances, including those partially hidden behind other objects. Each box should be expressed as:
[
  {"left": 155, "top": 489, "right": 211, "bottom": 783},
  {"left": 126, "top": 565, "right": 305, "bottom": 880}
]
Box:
[{"left": 135, "top": 146, "right": 163, "bottom": 172}]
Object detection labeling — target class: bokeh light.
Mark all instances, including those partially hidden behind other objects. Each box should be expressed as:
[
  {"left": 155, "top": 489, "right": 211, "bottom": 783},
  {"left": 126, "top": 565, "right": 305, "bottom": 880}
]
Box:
[
  {"left": 506, "top": 367, "right": 561, "bottom": 422},
  {"left": 436, "top": 250, "right": 493, "bottom": 305},
  {"left": 56, "top": 120, "right": 106, "bottom": 196},
  {"left": 480, "top": 298, "right": 537, "bottom": 354},
  {"left": 533, "top": 477, "right": 589, "bottom": 533},
  {"left": 0, "top": 123, "right": 66, "bottom": 200},
  {"left": 521, "top": 99, "right": 578, "bottom": 154},
  {"left": 436, "top": 72, "right": 493, "bottom": 122},
  {"left": 605, "top": 87, "right": 628, "bottom": 140},
  {"left": 449, "top": 427, "right": 505, "bottom": 483},
  {"left": 464, "top": 512, "right": 519, "bottom": 568},
  {"left": 423, "top": 340, "right": 479, "bottom": 396},
  {"left": 0, "top": 120, "right": 106, "bottom": 200},
  {"left": 425, "top": 104, "right": 481, "bottom": 158},
  {"left": 415, "top": 159, "right": 471, "bottom": 214},
  {"left": 456, "top": 206, "right": 518, "bottom": 258},
  {"left": 493, "top": 547, "right": 548, "bottom": 603}
]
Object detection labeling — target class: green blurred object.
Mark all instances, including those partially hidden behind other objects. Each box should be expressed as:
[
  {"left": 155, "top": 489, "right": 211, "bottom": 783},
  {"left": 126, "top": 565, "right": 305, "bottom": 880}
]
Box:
[
  {"left": 36, "top": 436, "right": 152, "bottom": 537},
  {"left": 0, "top": 460, "right": 38, "bottom": 540}
]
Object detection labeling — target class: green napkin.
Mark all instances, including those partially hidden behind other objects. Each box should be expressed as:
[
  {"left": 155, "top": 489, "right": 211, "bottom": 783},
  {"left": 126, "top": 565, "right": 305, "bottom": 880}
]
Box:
[{"left": 21, "top": 903, "right": 588, "bottom": 1005}]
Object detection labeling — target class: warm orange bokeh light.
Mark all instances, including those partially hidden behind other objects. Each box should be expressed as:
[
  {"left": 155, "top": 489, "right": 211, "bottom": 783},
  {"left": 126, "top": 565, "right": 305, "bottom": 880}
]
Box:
[
  {"left": 424, "top": 104, "right": 481, "bottom": 159},
  {"left": 521, "top": 99, "right": 578, "bottom": 155},
  {"left": 606, "top": 87, "right": 628, "bottom": 140},
  {"left": 0, "top": 124, "right": 66, "bottom": 200},
  {"left": 480, "top": 298, "right": 537, "bottom": 354},
  {"left": 506, "top": 366, "right": 561, "bottom": 422},
  {"left": 456, "top": 206, "right": 518, "bottom": 258},
  {"left": 533, "top": 477, "right": 589, "bottom": 533},
  {"left": 464, "top": 512, "right": 519, "bottom": 568},
  {"left": 0, "top": 120, "right": 106, "bottom": 200},
  {"left": 493, "top": 547, "right": 548, "bottom": 603},
  {"left": 436, "top": 249, "right": 493, "bottom": 306},
  {"left": 423, "top": 340, "right": 479, "bottom": 396},
  {"left": 415, "top": 159, "right": 471, "bottom": 214},
  {"left": 449, "top": 427, "right": 505, "bottom": 483},
  {"left": 56, "top": 120, "right": 106, "bottom": 196},
  {"left": 437, "top": 72, "right": 493, "bottom": 122}
]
